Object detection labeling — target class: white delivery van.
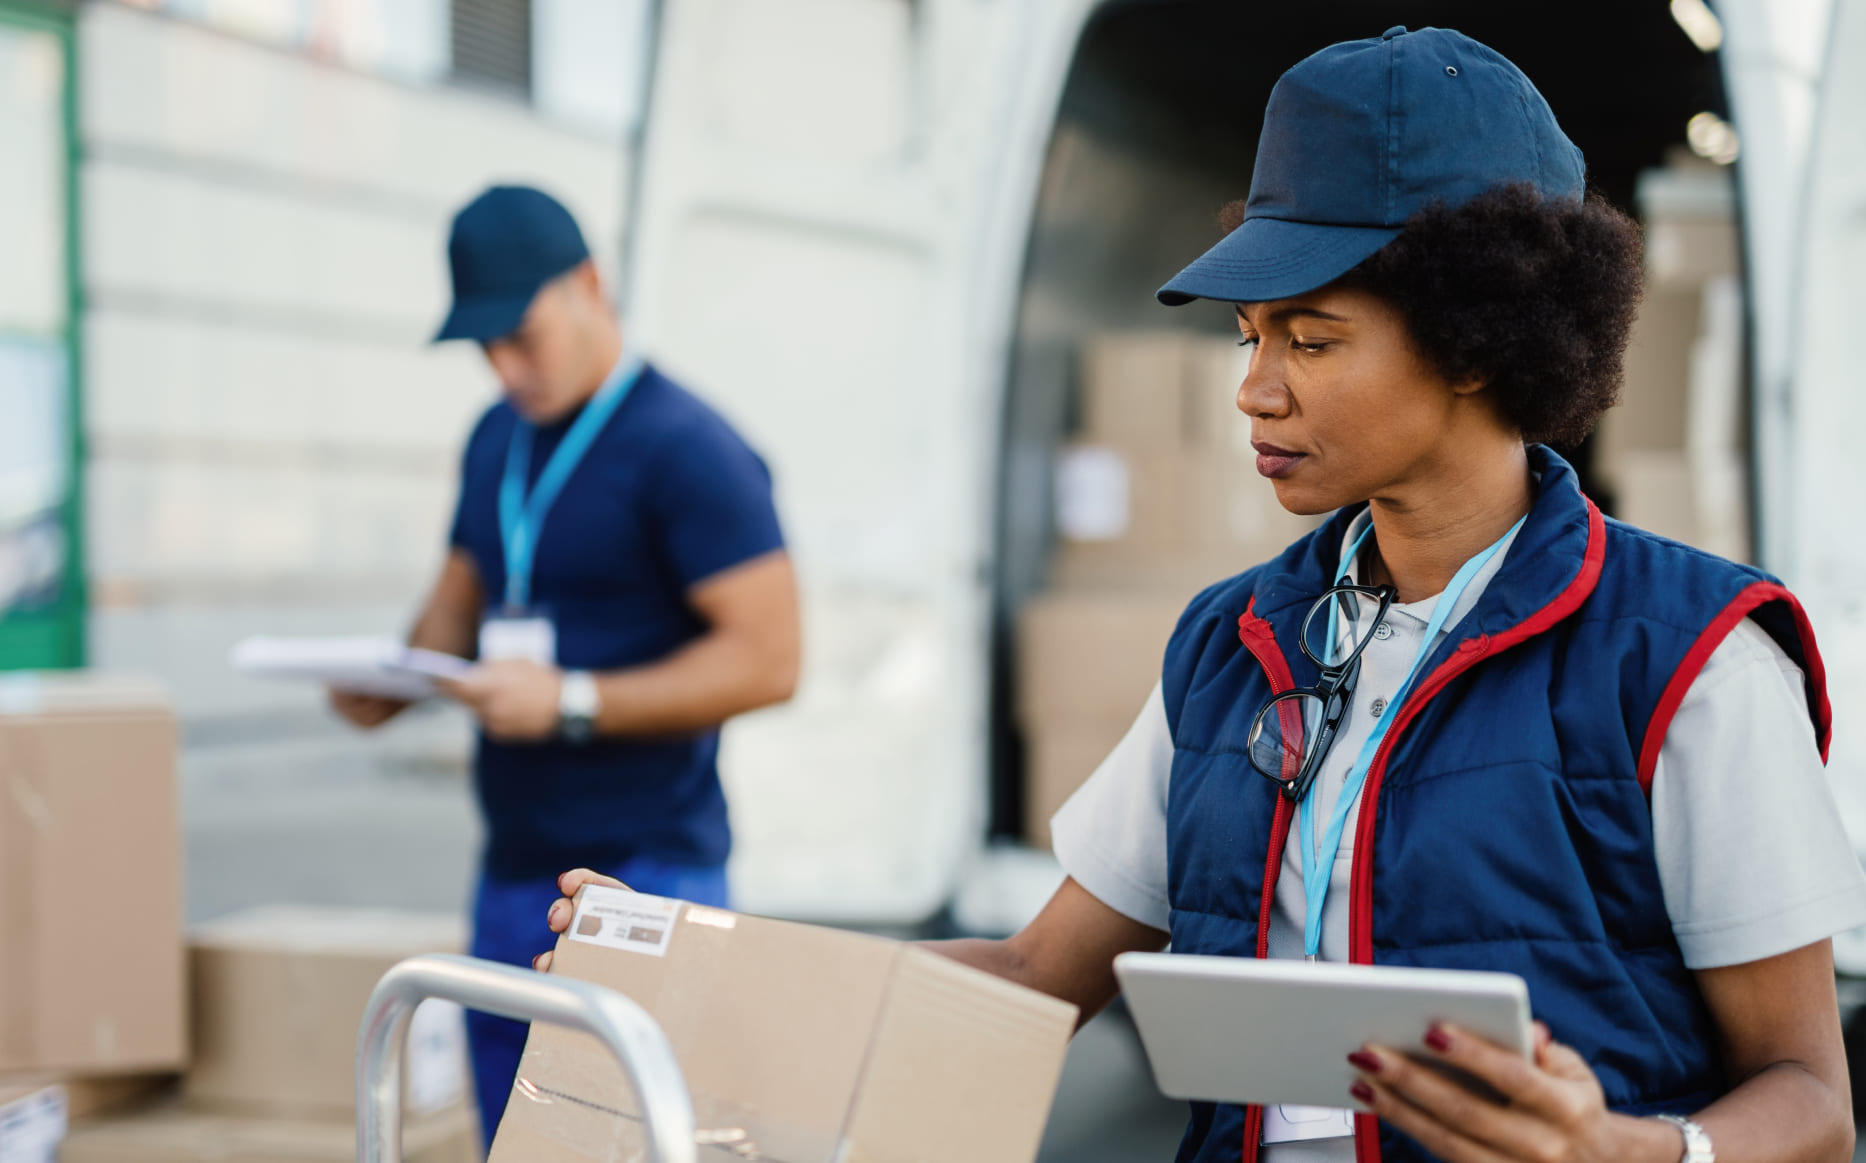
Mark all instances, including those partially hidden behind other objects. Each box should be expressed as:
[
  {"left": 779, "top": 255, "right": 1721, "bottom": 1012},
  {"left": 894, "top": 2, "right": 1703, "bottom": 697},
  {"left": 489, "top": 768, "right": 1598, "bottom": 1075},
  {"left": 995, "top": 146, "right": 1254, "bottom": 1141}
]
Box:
[{"left": 618, "top": 0, "right": 1866, "bottom": 934}]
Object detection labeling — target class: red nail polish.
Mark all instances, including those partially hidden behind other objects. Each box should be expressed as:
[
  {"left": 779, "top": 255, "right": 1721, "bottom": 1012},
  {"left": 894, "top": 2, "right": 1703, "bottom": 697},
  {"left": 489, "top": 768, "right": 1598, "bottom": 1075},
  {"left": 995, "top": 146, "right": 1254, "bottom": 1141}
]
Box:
[
  {"left": 1350, "top": 1081, "right": 1375, "bottom": 1104},
  {"left": 1347, "top": 1051, "right": 1381, "bottom": 1073},
  {"left": 1424, "top": 1027, "right": 1452, "bottom": 1053}
]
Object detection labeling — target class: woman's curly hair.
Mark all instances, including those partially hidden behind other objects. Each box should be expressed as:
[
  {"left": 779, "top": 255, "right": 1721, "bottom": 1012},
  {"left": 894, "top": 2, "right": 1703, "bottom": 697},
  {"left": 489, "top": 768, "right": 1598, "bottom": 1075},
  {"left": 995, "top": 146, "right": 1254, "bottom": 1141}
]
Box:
[{"left": 1219, "top": 184, "right": 1644, "bottom": 446}]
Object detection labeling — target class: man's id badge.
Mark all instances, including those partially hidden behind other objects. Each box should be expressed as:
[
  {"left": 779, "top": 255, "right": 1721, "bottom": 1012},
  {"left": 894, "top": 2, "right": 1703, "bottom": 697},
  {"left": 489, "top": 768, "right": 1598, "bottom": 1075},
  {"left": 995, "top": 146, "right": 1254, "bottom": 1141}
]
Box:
[
  {"left": 479, "top": 614, "right": 557, "bottom": 665},
  {"left": 1262, "top": 1104, "right": 1356, "bottom": 1144}
]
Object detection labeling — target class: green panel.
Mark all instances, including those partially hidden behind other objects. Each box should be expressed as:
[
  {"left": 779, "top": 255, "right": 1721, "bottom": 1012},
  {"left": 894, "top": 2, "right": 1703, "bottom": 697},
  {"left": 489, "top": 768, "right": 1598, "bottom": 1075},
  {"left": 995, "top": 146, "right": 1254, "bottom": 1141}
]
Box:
[{"left": 0, "top": 0, "right": 80, "bottom": 670}]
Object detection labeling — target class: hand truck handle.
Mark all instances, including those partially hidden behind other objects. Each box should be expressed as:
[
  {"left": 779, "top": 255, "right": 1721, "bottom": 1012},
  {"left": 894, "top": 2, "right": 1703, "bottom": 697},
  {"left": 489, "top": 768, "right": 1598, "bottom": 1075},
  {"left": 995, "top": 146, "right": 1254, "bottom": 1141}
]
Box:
[{"left": 356, "top": 953, "right": 696, "bottom": 1163}]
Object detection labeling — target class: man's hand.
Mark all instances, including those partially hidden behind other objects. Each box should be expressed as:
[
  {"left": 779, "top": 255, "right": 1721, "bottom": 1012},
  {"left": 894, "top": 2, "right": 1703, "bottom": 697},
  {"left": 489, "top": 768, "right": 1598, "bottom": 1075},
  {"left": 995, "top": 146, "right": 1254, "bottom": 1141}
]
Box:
[
  {"left": 328, "top": 688, "right": 411, "bottom": 729},
  {"left": 440, "top": 659, "right": 562, "bottom": 742}
]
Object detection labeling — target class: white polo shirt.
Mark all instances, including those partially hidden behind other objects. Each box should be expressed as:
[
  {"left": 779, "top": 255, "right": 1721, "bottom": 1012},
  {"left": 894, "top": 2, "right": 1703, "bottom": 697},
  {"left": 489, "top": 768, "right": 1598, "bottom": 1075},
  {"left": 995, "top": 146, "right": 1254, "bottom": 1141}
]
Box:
[{"left": 1051, "top": 511, "right": 1866, "bottom": 1159}]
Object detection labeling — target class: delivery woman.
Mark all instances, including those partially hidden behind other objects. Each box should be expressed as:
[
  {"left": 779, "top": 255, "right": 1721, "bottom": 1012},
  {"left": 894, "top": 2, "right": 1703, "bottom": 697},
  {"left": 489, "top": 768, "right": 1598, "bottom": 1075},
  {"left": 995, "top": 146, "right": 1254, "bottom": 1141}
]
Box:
[{"left": 541, "top": 26, "right": 1866, "bottom": 1163}]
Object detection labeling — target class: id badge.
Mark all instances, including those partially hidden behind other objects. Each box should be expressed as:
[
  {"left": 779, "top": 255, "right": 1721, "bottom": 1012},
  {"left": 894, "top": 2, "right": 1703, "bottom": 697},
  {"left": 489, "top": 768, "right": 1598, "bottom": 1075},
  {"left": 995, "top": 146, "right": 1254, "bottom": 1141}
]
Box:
[
  {"left": 1262, "top": 1104, "right": 1356, "bottom": 1145},
  {"left": 480, "top": 613, "right": 557, "bottom": 665}
]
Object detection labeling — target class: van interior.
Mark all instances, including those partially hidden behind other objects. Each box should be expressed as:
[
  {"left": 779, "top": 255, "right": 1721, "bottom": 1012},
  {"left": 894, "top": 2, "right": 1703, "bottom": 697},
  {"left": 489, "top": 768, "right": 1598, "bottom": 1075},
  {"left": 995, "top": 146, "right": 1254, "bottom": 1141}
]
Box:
[{"left": 989, "top": 0, "right": 1731, "bottom": 836}]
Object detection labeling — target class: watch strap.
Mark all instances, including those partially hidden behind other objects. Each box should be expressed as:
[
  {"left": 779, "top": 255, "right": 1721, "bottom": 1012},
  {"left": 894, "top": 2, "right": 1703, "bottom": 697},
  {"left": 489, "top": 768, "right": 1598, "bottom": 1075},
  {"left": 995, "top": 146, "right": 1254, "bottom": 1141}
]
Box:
[
  {"left": 557, "top": 670, "right": 600, "bottom": 743},
  {"left": 1655, "top": 1114, "right": 1714, "bottom": 1163}
]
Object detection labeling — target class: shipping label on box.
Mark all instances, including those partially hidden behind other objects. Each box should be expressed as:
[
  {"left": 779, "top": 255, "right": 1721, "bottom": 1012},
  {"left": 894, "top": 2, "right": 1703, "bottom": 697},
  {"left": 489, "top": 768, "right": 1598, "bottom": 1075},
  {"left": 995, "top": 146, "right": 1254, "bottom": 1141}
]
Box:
[
  {"left": 492, "top": 887, "right": 1078, "bottom": 1163},
  {"left": 566, "top": 890, "right": 680, "bottom": 957},
  {"left": 1054, "top": 446, "right": 1132, "bottom": 542}
]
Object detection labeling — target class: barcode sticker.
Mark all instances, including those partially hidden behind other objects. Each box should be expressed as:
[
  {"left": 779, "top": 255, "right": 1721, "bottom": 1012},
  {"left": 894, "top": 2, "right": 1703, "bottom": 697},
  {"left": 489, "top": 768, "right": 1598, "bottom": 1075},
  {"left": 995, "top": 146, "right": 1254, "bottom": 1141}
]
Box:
[
  {"left": 567, "top": 886, "right": 679, "bottom": 957},
  {"left": 0, "top": 1086, "right": 67, "bottom": 1163}
]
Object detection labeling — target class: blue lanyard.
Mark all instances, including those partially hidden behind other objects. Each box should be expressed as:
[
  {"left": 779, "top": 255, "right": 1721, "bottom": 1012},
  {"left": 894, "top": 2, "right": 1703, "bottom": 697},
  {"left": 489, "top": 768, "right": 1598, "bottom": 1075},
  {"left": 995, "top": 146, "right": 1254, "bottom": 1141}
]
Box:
[
  {"left": 498, "top": 355, "right": 644, "bottom": 610},
  {"left": 1296, "top": 514, "right": 1525, "bottom": 958}
]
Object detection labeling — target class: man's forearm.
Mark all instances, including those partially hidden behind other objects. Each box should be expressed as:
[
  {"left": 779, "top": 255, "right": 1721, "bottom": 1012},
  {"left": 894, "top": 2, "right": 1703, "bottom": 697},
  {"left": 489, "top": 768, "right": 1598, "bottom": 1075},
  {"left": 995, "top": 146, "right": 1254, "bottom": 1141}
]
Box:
[
  {"left": 408, "top": 550, "right": 486, "bottom": 660},
  {"left": 589, "top": 627, "right": 797, "bottom": 736},
  {"left": 409, "top": 603, "right": 478, "bottom": 659}
]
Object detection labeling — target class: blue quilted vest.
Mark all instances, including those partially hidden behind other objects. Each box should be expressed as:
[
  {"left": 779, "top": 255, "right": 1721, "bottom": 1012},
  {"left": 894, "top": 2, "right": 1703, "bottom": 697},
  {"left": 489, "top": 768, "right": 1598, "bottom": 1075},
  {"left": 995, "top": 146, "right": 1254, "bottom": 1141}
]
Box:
[{"left": 1160, "top": 446, "right": 1830, "bottom": 1163}]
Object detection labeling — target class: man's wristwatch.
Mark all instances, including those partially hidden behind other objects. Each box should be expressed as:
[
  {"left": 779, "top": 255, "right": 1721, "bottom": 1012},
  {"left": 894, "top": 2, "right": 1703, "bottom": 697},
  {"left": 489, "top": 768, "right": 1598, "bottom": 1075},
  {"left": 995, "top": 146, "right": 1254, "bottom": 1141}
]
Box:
[
  {"left": 1655, "top": 1114, "right": 1714, "bottom": 1163},
  {"left": 557, "top": 670, "right": 600, "bottom": 744}
]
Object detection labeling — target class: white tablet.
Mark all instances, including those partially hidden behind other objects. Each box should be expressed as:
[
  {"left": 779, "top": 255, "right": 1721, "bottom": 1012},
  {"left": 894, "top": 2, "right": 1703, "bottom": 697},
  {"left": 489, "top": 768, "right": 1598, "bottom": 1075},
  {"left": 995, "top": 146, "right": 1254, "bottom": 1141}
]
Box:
[{"left": 1114, "top": 952, "right": 1532, "bottom": 1110}]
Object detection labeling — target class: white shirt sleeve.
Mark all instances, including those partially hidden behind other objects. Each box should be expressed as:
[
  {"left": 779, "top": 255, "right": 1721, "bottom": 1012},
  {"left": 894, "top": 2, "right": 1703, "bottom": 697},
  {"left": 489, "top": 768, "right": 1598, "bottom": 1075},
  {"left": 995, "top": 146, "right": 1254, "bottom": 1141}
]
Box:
[
  {"left": 1651, "top": 617, "right": 1866, "bottom": 968},
  {"left": 1049, "top": 682, "right": 1174, "bottom": 933}
]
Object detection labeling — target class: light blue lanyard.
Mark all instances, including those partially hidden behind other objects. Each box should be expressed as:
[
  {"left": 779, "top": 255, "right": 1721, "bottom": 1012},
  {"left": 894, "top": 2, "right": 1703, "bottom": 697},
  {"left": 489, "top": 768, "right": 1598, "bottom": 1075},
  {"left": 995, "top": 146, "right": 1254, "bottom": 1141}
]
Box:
[
  {"left": 1296, "top": 514, "right": 1525, "bottom": 958},
  {"left": 498, "top": 355, "right": 644, "bottom": 610}
]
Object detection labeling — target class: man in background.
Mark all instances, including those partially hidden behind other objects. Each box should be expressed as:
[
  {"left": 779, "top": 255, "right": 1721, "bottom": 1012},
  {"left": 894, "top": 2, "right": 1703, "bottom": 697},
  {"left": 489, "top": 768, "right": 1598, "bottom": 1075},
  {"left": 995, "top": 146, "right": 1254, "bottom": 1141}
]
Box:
[{"left": 331, "top": 185, "right": 800, "bottom": 1148}]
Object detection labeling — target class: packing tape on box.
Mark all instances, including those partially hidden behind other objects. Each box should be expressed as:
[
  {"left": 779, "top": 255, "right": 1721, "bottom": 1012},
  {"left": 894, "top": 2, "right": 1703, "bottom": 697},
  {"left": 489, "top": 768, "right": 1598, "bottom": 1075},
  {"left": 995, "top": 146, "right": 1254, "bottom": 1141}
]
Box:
[{"left": 509, "top": 1068, "right": 841, "bottom": 1162}]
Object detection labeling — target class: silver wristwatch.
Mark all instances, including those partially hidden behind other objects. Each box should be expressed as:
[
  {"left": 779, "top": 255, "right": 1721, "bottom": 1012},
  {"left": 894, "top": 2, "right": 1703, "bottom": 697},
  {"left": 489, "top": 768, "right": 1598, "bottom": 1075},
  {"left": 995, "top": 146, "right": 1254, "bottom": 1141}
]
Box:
[
  {"left": 1655, "top": 1114, "right": 1714, "bottom": 1163},
  {"left": 557, "top": 670, "right": 600, "bottom": 744}
]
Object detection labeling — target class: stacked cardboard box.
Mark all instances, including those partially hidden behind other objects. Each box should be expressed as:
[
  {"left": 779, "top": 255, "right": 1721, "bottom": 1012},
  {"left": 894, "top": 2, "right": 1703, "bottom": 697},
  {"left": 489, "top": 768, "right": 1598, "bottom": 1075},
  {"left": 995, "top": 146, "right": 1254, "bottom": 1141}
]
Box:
[
  {"left": 491, "top": 884, "right": 1078, "bottom": 1163},
  {"left": 0, "top": 674, "right": 479, "bottom": 1160},
  {"left": 0, "top": 673, "right": 188, "bottom": 1158},
  {"left": 1596, "top": 159, "right": 1749, "bottom": 561},
  {"left": 61, "top": 906, "right": 480, "bottom": 1162},
  {"left": 59, "top": 1103, "right": 480, "bottom": 1163},
  {"left": 1018, "top": 332, "right": 1318, "bottom": 846}
]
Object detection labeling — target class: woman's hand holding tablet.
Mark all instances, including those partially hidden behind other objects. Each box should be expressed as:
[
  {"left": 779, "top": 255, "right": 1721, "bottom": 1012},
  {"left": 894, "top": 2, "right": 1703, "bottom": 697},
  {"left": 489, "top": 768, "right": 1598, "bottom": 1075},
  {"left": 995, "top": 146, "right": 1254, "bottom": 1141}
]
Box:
[{"left": 1113, "top": 953, "right": 1534, "bottom": 1110}]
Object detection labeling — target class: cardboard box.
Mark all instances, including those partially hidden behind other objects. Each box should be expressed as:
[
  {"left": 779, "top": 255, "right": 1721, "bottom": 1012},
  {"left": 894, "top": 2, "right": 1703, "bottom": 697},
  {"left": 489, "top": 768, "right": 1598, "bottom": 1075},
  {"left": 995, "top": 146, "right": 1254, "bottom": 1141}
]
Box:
[
  {"left": 0, "top": 673, "right": 184, "bottom": 1076},
  {"left": 1016, "top": 593, "right": 1186, "bottom": 727},
  {"left": 1607, "top": 286, "right": 1698, "bottom": 458},
  {"left": 1612, "top": 448, "right": 1750, "bottom": 563},
  {"left": 1054, "top": 444, "right": 1314, "bottom": 570},
  {"left": 1047, "top": 543, "right": 1252, "bottom": 598},
  {"left": 1182, "top": 336, "right": 1253, "bottom": 450},
  {"left": 1181, "top": 451, "right": 1319, "bottom": 556},
  {"left": 1080, "top": 331, "right": 1193, "bottom": 449},
  {"left": 185, "top": 907, "right": 470, "bottom": 1120},
  {"left": 1053, "top": 444, "right": 1189, "bottom": 554},
  {"left": 491, "top": 887, "right": 1078, "bottom": 1163},
  {"left": 1081, "top": 331, "right": 1255, "bottom": 451},
  {"left": 1025, "top": 723, "right": 1131, "bottom": 849},
  {"left": 59, "top": 1100, "right": 479, "bottom": 1163}
]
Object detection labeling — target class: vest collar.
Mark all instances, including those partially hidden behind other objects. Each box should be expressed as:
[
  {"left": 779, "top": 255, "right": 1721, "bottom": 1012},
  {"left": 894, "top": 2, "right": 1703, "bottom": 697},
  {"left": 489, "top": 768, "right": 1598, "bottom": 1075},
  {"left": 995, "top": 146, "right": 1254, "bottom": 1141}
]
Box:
[{"left": 1245, "top": 445, "right": 1603, "bottom": 665}]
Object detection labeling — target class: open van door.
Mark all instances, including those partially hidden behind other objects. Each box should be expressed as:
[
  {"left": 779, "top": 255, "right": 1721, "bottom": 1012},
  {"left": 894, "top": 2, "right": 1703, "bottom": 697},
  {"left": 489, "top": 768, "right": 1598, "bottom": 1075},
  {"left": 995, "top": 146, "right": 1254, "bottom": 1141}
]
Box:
[
  {"left": 1720, "top": 0, "right": 1866, "bottom": 963},
  {"left": 618, "top": 0, "right": 1106, "bottom": 924},
  {"left": 1757, "top": 0, "right": 1866, "bottom": 964}
]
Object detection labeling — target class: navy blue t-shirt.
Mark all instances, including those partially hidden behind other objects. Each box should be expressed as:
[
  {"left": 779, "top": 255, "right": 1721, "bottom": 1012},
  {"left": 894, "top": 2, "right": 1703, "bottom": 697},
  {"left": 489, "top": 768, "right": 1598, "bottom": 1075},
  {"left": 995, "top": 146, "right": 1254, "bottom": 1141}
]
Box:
[{"left": 449, "top": 363, "right": 785, "bottom": 880}]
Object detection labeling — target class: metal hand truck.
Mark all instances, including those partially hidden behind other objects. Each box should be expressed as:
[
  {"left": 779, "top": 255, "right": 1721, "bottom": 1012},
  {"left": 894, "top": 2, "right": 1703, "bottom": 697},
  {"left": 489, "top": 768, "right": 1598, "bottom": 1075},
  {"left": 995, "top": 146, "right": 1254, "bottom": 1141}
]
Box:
[{"left": 355, "top": 953, "right": 697, "bottom": 1163}]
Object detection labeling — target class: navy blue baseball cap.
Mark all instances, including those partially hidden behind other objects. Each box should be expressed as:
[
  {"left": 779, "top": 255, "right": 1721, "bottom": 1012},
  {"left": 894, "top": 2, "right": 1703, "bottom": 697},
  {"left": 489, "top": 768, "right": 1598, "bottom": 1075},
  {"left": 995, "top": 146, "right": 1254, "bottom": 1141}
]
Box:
[
  {"left": 1158, "top": 26, "right": 1584, "bottom": 306},
  {"left": 433, "top": 185, "right": 591, "bottom": 342}
]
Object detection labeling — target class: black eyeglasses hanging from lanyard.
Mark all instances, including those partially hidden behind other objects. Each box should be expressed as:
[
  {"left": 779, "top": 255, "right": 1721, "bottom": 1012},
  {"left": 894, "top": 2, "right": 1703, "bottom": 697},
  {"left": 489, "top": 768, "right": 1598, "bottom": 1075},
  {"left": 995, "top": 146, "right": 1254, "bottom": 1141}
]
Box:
[{"left": 1247, "top": 583, "right": 1397, "bottom": 804}]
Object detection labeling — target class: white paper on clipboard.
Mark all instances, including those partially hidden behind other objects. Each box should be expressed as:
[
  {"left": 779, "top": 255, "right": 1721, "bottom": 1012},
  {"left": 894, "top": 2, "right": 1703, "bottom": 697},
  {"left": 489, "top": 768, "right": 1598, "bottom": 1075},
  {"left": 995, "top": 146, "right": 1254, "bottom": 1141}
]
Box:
[{"left": 231, "top": 636, "right": 473, "bottom": 700}]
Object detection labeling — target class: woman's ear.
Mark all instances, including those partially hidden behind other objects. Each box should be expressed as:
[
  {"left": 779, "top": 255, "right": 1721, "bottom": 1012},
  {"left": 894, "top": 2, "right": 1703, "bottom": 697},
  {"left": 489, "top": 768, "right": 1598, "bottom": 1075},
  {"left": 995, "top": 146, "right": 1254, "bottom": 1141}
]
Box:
[{"left": 1449, "top": 372, "right": 1493, "bottom": 397}]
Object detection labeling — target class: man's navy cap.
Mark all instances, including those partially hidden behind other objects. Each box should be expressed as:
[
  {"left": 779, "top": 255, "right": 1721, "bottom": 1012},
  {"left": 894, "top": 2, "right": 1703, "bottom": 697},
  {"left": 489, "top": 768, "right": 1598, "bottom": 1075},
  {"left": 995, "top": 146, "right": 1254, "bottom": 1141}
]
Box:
[
  {"left": 1158, "top": 26, "right": 1584, "bottom": 307},
  {"left": 434, "top": 185, "right": 591, "bottom": 343}
]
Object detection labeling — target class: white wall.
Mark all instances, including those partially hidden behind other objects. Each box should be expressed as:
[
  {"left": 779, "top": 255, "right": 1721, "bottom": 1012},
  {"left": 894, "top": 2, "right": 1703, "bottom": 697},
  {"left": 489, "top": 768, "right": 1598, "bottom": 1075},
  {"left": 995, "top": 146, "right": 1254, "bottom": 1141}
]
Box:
[
  {"left": 79, "top": 3, "right": 626, "bottom": 726},
  {"left": 626, "top": 0, "right": 1114, "bottom": 921}
]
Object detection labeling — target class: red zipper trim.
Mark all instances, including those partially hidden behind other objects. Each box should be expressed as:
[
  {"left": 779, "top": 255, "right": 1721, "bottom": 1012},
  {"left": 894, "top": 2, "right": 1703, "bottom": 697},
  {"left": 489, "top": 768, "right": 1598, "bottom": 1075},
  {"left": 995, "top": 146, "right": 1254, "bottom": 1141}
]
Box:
[
  {"left": 1344, "top": 498, "right": 1605, "bottom": 1163},
  {"left": 1636, "top": 581, "right": 1831, "bottom": 791},
  {"left": 1236, "top": 599, "right": 1299, "bottom": 1163}
]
